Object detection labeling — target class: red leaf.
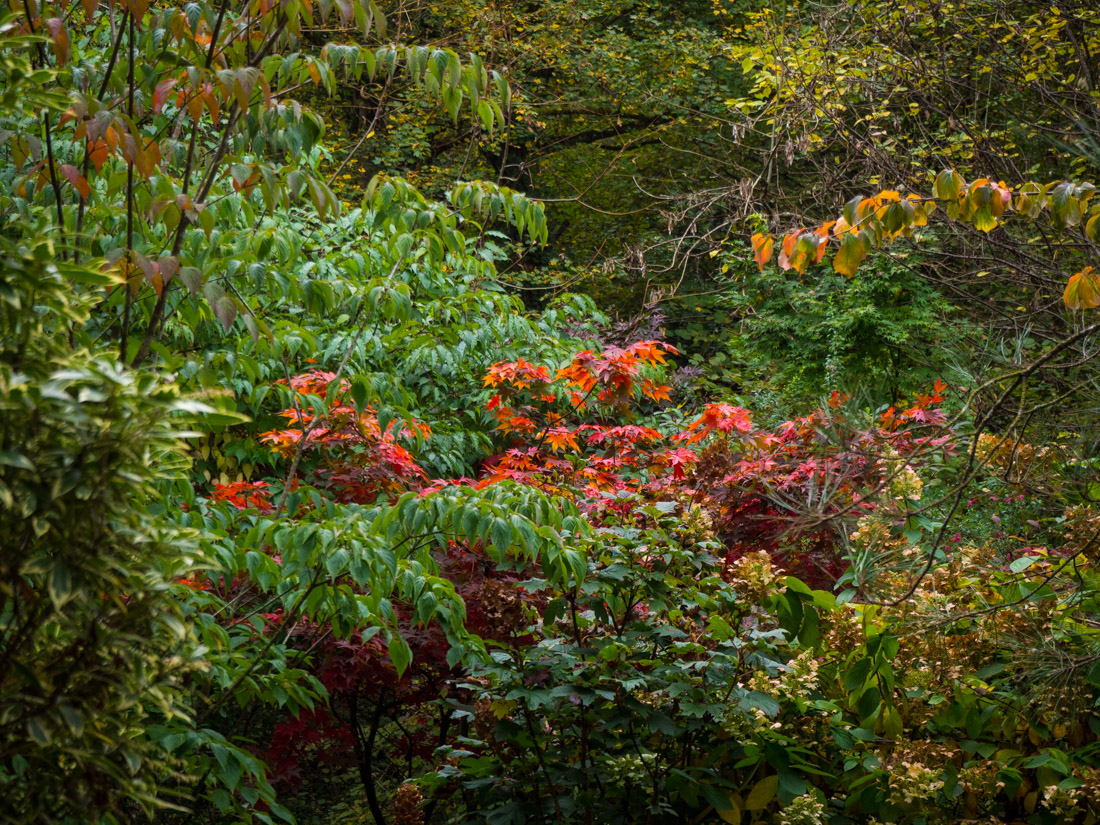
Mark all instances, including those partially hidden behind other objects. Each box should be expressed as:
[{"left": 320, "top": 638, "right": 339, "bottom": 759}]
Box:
[{"left": 153, "top": 78, "right": 177, "bottom": 114}]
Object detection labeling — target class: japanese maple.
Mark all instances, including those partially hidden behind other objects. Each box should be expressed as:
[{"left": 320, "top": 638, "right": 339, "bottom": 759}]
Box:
[{"left": 261, "top": 370, "right": 429, "bottom": 503}]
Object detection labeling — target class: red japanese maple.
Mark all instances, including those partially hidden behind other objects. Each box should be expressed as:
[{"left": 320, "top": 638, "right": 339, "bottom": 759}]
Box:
[{"left": 260, "top": 370, "right": 429, "bottom": 503}]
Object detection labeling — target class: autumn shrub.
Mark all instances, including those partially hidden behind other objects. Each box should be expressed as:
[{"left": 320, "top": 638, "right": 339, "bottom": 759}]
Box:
[{"left": 412, "top": 502, "right": 1100, "bottom": 825}]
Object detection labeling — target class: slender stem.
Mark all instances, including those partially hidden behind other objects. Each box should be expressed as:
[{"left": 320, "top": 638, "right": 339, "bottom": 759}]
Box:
[
  {"left": 43, "top": 115, "right": 64, "bottom": 232},
  {"left": 75, "top": 12, "right": 130, "bottom": 261},
  {"left": 21, "top": 0, "right": 66, "bottom": 244},
  {"left": 120, "top": 12, "right": 135, "bottom": 362}
]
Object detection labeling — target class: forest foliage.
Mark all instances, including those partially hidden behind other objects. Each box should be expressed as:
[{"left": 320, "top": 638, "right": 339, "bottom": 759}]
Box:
[{"left": 3, "top": 1, "right": 1100, "bottom": 824}]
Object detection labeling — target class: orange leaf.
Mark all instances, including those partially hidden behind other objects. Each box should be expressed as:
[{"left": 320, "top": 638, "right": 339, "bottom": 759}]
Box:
[
  {"left": 751, "top": 232, "right": 773, "bottom": 270},
  {"left": 1064, "top": 267, "right": 1100, "bottom": 311},
  {"left": 811, "top": 232, "right": 829, "bottom": 264},
  {"left": 187, "top": 92, "right": 204, "bottom": 122},
  {"left": 788, "top": 233, "right": 818, "bottom": 274},
  {"left": 87, "top": 139, "right": 109, "bottom": 172},
  {"left": 777, "top": 230, "right": 800, "bottom": 271}
]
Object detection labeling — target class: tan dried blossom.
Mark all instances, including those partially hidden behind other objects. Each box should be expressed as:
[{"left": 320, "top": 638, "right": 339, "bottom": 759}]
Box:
[
  {"left": 473, "top": 697, "right": 497, "bottom": 742},
  {"left": 821, "top": 605, "right": 866, "bottom": 656},
  {"left": 974, "top": 432, "right": 1050, "bottom": 481},
  {"left": 778, "top": 650, "right": 820, "bottom": 700},
  {"left": 889, "top": 464, "right": 924, "bottom": 503},
  {"left": 1074, "top": 765, "right": 1100, "bottom": 806},
  {"left": 477, "top": 579, "right": 527, "bottom": 638},
  {"left": 849, "top": 516, "right": 898, "bottom": 555},
  {"left": 958, "top": 762, "right": 1004, "bottom": 797},
  {"left": 719, "top": 704, "right": 777, "bottom": 741},
  {"left": 602, "top": 751, "right": 656, "bottom": 784},
  {"left": 393, "top": 783, "right": 424, "bottom": 825},
  {"left": 1064, "top": 504, "right": 1100, "bottom": 561}
]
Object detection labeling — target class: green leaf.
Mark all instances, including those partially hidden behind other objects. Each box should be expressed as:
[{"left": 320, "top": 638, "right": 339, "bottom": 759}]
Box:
[
  {"left": 388, "top": 632, "right": 412, "bottom": 677},
  {"left": 777, "top": 770, "right": 806, "bottom": 803},
  {"left": 58, "top": 705, "right": 83, "bottom": 737},
  {"left": 1009, "top": 555, "right": 1040, "bottom": 573},
  {"left": 0, "top": 450, "right": 35, "bottom": 471},
  {"left": 26, "top": 717, "right": 50, "bottom": 745},
  {"left": 701, "top": 783, "right": 733, "bottom": 812},
  {"left": 490, "top": 517, "right": 512, "bottom": 555},
  {"left": 48, "top": 560, "right": 72, "bottom": 605},
  {"left": 883, "top": 705, "right": 904, "bottom": 740},
  {"left": 933, "top": 169, "right": 961, "bottom": 202},
  {"left": 844, "top": 657, "right": 873, "bottom": 692},
  {"left": 543, "top": 598, "right": 566, "bottom": 625}
]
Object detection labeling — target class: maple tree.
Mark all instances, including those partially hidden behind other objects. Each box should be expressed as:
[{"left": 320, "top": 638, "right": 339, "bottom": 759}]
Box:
[
  {"left": 260, "top": 370, "right": 429, "bottom": 503},
  {"left": 476, "top": 340, "right": 697, "bottom": 496}
]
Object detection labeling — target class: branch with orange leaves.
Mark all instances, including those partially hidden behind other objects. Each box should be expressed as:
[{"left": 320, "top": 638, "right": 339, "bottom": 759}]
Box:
[{"left": 750, "top": 171, "right": 1099, "bottom": 309}]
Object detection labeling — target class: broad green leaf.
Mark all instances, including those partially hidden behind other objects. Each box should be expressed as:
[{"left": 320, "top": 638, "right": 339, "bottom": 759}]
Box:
[{"left": 388, "top": 632, "right": 412, "bottom": 677}]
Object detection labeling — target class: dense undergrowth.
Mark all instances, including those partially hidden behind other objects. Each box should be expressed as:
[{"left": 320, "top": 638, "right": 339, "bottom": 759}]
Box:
[{"left": 3, "top": 1, "right": 1100, "bottom": 824}]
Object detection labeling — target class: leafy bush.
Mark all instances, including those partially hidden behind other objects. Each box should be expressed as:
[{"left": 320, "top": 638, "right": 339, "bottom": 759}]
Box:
[{"left": 0, "top": 234, "right": 203, "bottom": 822}]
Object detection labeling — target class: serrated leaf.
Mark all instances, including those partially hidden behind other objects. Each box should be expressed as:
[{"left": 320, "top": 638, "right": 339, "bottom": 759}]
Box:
[{"left": 490, "top": 517, "right": 511, "bottom": 555}]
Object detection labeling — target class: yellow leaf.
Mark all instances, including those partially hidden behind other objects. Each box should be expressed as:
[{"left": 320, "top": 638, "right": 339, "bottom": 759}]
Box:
[
  {"left": 1024, "top": 791, "right": 1038, "bottom": 813},
  {"left": 745, "top": 775, "right": 778, "bottom": 810},
  {"left": 1086, "top": 212, "right": 1099, "bottom": 242},
  {"left": 833, "top": 233, "right": 864, "bottom": 277},
  {"left": 718, "top": 795, "right": 743, "bottom": 824}
]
